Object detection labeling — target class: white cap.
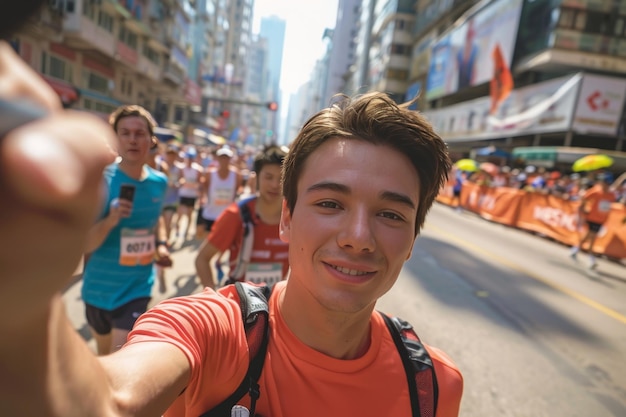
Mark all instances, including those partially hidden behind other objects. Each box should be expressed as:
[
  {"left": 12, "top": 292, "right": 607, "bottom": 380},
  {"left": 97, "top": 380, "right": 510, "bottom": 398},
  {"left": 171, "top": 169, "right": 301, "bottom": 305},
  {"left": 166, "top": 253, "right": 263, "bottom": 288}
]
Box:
[{"left": 216, "top": 146, "right": 234, "bottom": 158}]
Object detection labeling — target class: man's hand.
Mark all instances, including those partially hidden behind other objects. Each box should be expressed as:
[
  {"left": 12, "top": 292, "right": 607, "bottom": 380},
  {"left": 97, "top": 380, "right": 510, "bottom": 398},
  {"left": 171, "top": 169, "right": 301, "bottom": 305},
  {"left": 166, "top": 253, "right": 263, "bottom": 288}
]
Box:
[{"left": 0, "top": 42, "right": 117, "bottom": 323}]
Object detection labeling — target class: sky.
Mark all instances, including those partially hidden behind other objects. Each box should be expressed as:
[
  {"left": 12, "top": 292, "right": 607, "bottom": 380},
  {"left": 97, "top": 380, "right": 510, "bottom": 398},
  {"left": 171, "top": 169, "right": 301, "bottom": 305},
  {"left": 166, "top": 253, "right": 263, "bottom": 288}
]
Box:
[{"left": 252, "top": 0, "right": 339, "bottom": 97}]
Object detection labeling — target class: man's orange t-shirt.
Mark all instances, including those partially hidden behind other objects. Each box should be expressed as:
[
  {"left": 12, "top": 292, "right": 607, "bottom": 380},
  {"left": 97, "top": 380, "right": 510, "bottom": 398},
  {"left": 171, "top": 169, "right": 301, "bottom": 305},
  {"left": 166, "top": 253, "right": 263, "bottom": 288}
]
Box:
[
  {"left": 127, "top": 282, "right": 463, "bottom": 417},
  {"left": 207, "top": 198, "right": 289, "bottom": 279},
  {"left": 582, "top": 184, "right": 615, "bottom": 224}
]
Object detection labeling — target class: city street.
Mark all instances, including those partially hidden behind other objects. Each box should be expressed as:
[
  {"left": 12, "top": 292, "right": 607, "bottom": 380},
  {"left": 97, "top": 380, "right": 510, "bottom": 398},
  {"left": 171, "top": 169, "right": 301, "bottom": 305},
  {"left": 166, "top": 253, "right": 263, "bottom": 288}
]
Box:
[{"left": 63, "top": 203, "right": 626, "bottom": 416}]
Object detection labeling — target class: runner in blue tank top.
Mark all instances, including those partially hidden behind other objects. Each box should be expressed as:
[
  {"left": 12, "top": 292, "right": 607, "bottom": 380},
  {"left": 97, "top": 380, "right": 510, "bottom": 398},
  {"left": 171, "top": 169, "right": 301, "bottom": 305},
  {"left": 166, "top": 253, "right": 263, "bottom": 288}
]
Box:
[{"left": 82, "top": 105, "right": 170, "bottom": 355}]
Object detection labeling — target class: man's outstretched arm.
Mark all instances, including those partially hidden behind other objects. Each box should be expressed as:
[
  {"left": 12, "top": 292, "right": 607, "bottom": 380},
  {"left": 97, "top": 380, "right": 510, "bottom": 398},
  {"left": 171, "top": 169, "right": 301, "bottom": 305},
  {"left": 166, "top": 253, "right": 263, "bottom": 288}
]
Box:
[{"left": 0, "top": 42, "right": 190, "bottom": 417}]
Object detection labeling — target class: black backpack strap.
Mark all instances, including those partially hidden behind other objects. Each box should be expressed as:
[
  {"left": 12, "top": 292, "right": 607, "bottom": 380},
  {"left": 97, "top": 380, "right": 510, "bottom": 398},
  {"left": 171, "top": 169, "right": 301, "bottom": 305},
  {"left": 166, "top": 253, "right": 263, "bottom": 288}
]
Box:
[
  {"left": 199, "top": 282, "right": 271, "bottom": 417},
  {"left": 380, "top": 312, "right": 438, "bottom": 417}
]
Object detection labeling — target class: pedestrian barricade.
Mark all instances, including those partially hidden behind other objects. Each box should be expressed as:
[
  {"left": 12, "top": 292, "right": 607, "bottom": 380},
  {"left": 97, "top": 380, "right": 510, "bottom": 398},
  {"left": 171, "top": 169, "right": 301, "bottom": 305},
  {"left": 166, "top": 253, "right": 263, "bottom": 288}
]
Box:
[{"left": 437, "top": 182, "right": 626, "bottom": 260}]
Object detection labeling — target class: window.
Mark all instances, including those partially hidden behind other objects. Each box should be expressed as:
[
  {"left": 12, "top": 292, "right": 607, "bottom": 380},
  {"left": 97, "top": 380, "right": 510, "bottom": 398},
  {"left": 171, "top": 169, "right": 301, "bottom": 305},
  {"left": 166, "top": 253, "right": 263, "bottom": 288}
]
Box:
[
  {"left": 142, "top": 45, "right": 160, "bottom": 64},
  {"left": 97, "top": 12, "right": 114, "bottom": 32},
  {"left": 574, "top": 11, "right": 587, "bottom": 31},
  {"left": 83, "top": 0, "right": 96, "bottom": 19},
  {"left": 174, "top": 105, "right": 185, "bottom": 122},
  {"left": 391, "top": 44, "right": 410, "bottom": 55},
  {"left": 118, "top": 26, "right": 138, "bottom": 49},
  {"left": 558, "top": 8, "right": 574, "bottom": 28},
  {"left": 82, "top": 69, "right": 109, "bottom": 94},
  {"left": 41, "top": 52, "right": 73, "bottom": 82},
  {"left": 585, "top": 11, "right": 611, "bottom": 34},
  {"left": 615, "top": 17, "right": 624, "bottom": 37}
]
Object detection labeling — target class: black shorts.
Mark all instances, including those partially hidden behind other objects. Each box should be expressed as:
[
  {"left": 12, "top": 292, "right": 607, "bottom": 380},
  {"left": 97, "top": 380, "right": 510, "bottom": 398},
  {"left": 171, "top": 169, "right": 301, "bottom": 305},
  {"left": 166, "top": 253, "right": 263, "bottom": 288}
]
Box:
[
  {"left": 179, "top": 196, "right": 197, "bottom": 207},
  {"left": 85, "top": 297, "right": 151, "bottom": 335},
  {"left": 586, "top": 221, "right": 602, "bottom": 233},
  {"left": 196, "top": 208, "right": 215, "bottom": 231},
  {"left": 198, "top": 217, "right": 215, "bottom": 231}
]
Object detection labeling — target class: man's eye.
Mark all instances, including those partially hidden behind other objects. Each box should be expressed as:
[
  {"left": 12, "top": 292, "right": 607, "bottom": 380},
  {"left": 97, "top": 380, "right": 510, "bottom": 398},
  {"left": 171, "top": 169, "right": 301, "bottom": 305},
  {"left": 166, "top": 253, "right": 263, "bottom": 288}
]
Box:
[
  {"left": 380, "top": 211, "right": 403, "bottom": 221},
  {"left": 318, "top": 201, "right": 339, "bottom": 209}
]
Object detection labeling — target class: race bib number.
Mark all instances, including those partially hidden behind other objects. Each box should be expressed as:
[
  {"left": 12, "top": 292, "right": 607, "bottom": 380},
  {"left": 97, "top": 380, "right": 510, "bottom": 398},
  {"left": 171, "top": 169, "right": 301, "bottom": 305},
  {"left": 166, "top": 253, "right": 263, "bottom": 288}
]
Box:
[
  {"left": 598, "top": 200, "right": 611, "bottom": 212},
  {"left": 245, "top": 263, "right": 282, "bottom": 286},
  {"left": 119, "top": 228, "right": 155, "bottom": 266},
  {"left": 214, "top": 188, "right": 233, "bottom": 206}
]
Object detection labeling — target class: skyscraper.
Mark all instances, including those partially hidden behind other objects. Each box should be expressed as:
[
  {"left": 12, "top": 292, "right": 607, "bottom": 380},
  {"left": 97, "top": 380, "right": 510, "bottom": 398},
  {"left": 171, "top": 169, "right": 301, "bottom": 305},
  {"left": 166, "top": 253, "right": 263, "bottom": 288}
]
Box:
[{"left": 259, "top": 15, "right": 285, "bottom": 142}]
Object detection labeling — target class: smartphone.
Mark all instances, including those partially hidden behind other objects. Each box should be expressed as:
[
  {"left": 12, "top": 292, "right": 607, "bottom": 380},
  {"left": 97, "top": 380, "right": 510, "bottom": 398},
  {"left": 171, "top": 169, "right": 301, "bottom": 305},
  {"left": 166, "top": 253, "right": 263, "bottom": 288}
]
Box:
[{"left": 119, "top": 184, "right": 136, "bottom": 203}]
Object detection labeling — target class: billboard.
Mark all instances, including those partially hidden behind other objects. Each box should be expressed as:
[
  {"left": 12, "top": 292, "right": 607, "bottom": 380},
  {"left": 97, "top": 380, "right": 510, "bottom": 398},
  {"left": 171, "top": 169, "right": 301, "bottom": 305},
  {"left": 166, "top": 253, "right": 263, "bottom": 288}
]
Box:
[
  {"left": 424, "top": 74, "right": 582, "bottom": 142},
  {"left": 425, "top": 0, "right": 523, "bottom": 100},
  {"left": 572, "top": 74, "right": 626, "bottom": 136}
]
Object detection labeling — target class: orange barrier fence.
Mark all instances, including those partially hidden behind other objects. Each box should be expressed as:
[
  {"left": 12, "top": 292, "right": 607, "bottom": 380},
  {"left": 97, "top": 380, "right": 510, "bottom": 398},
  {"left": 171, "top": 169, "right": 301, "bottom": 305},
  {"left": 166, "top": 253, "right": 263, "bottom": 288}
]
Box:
[{"left": 436, "top": 182, "right": 626, "bottom": 260}]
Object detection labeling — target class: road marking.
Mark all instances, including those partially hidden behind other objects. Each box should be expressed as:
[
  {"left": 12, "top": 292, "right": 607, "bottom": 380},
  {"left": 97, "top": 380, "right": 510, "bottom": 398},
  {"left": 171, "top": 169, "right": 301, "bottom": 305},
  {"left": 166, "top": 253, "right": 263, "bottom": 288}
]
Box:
[{"left": 426, "top": 223, "right": 626, "bottom": 325}]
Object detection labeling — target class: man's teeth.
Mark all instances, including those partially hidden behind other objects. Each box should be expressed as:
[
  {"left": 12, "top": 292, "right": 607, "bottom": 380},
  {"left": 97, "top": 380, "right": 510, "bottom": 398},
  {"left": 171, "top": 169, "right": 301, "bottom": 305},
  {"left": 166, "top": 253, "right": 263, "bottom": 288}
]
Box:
[{"left": 333, "top": 265, "right": 368, "bottom": 276}]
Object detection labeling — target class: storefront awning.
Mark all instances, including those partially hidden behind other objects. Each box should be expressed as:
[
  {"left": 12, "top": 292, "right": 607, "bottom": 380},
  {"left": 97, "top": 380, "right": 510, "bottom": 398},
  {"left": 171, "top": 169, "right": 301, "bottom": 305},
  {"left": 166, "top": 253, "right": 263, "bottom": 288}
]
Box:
[
  {"left": 41, "top": 75, "right": 80, "bottom": 106},
  {"left": 77, "top": 88, "right": 122, "bottom": 107},
  {"left": 511, "top": 146, "right": 558, "bottom": 162}
]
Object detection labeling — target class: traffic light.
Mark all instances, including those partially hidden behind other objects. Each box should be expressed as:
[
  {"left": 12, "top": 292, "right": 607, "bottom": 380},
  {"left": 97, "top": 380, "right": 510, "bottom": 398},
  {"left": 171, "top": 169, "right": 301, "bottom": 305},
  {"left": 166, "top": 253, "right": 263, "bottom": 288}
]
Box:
[
  {"left": 266, "top": 101, "right": 278, "bottom": 111},
  {"left": 220, "top": 110, "right": 230, "bottom": 118}
]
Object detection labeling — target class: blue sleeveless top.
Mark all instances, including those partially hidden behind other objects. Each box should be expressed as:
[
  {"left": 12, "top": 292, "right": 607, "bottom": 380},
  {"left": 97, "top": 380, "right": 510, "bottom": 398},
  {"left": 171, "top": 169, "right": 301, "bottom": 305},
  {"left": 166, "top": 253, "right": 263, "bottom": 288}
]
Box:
[{"left": 82, "top": 163, "right": 167, "bottom": 310}]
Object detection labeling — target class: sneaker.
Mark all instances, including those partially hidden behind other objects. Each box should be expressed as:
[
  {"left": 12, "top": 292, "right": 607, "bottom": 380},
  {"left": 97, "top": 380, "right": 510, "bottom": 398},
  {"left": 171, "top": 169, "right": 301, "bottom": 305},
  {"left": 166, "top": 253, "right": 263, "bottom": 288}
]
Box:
[
  {"left": 588, "top": 262, "right": 597, "bottom": 270},
  {"left": 569, "top": 252, "right": 578, "bottom": 261}
]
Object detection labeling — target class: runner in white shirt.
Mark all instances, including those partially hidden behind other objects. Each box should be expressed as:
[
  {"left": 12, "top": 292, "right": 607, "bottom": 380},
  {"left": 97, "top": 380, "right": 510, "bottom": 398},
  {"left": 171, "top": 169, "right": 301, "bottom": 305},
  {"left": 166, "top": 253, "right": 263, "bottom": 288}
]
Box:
[
  {"left": 196, "top": 145, "right": 242, "bottom": 241},
  {"left": 175, "top": 146, "right": 203, "bottom": 241}
]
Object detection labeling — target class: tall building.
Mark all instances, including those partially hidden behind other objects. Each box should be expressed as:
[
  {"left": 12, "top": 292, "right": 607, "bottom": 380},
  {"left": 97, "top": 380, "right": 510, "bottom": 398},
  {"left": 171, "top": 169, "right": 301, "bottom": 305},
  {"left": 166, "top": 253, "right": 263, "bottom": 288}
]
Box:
[
  {"left": 345, "top": 0, "right": 376, "bottom": 96},
  {"left": 242, "top": 35, "right": 270, "bottom": 145},
  {"left": 222, "top": 0, "right": 254, "bottom": 139},
  {"left": 9, "top": 0, "right": 216, "bottom": 140},
  {"left": 368, "top": 0, "right": 416, "bottom": 103},
  {"left": 322, "top": 0, "right": 362, "bottom": 104},
  {"left": 412, "top": 0, "right": 626, "bottom": 169},
  {"left": 259, "top": 15, "right": 286, "bottom": 143}
]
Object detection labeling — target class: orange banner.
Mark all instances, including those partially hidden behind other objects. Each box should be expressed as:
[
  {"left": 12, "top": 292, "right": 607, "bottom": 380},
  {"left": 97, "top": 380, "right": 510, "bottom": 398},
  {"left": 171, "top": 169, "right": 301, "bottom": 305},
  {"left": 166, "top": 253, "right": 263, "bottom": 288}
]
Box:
[
  {"left": 436, "top": 182, "right": 626, "bottom": 260},
  {"left": 515, "top": 193, "right": 580, "bottom": 246}
]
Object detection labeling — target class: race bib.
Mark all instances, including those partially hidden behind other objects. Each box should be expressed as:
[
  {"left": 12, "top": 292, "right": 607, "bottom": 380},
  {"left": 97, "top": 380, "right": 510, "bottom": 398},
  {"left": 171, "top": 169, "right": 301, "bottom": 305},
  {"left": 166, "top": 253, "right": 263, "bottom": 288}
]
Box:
[
  {"left": 598, "top": 200, "right": 611, "bottom": 212},
  {"left": 245, "top": 263, "right": 282, "bottom": 286},
  {"left": 119, "top": 228, "right": 155, "bottom": 266},
  {"left": 214, "top": 188, "right": 233, "bottom": 206}
]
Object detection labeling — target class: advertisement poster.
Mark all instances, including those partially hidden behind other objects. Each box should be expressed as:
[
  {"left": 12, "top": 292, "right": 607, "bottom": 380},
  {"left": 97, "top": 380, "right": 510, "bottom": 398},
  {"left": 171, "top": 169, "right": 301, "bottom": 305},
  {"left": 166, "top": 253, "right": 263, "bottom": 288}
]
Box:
[
  {"left": 424, "top": 74, "right": 582, "bottom": 142},
  {"left": 572, "top": 74, "right": 626, "bottom": 136},
  {"left": 425, "top": 0, "right": 523, "bottom": 100}
]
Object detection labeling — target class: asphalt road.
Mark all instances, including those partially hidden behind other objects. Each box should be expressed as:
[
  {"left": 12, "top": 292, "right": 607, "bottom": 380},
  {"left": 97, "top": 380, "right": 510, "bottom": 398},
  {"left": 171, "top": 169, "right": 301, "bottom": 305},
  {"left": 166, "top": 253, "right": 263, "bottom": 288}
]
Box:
[
  {"left": 378, "top": 202, "right": 626, "bottom": 417},
  {"left": 63, "top": 203, "right": 626, "bottom": 416}
]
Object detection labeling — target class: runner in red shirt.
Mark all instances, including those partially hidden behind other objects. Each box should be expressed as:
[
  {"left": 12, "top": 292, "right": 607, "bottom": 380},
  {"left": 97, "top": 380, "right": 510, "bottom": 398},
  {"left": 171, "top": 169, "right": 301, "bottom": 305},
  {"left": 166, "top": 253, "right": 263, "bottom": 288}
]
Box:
[{"left": 195, "top": 145, "right": 289, "bottom": 288}]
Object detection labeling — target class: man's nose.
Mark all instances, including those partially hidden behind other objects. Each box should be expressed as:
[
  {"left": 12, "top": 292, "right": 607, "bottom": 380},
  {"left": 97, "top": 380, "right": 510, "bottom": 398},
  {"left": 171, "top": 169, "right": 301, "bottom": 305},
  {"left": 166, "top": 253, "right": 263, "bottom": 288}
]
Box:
[{"left": 337, "top": 208, "right": 376, "bottom": 253}]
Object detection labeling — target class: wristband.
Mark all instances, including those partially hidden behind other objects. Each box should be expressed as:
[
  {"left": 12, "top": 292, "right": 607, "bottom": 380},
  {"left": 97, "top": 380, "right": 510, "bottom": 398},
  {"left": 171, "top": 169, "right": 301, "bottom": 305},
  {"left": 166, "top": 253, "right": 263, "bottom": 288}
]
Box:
[{"left": 156, "top": 240, "right": 168, "bottom": 247}]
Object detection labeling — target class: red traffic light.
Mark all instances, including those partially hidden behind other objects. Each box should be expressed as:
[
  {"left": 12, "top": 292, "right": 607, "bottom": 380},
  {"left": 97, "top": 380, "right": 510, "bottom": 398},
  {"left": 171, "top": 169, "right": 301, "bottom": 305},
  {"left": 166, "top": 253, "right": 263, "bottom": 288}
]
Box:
[
  {"left": 220, "top": 110, "right": 230, "bottom": 118},
  {"left": 266, "top": 101, "right": 278, "bottom": 111}
]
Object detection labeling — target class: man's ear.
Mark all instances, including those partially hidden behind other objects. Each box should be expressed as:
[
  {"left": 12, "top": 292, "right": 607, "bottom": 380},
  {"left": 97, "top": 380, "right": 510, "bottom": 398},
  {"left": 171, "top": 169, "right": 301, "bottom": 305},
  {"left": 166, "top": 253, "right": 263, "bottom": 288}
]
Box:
[
  {"left": 279, "top": 199, "right": 291, "bottom": 243},
  {"left": 406, "top": 237, "right": 416, "bottom": 261}
]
